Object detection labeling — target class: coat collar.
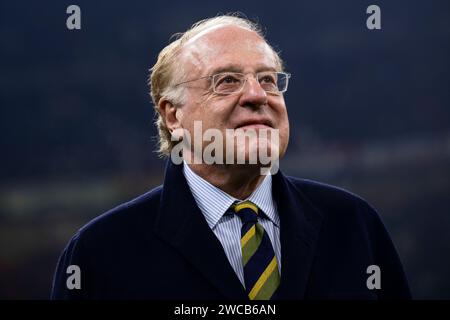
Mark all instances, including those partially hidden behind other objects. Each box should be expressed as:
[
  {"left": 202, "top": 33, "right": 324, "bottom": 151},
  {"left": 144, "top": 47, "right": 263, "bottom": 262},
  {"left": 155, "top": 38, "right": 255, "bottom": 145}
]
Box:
[
  {"left": 154, "top": 160, "right": 247, "bottom": 299},
  {"left": 272, "top": 169, "right": 323, "bottom": 299},
  {"left": 154, "top": 161, "right": 323, "bottom": 299}
]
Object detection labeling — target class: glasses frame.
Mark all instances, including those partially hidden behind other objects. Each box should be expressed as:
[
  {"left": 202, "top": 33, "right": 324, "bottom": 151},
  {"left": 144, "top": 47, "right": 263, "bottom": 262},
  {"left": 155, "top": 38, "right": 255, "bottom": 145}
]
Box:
[{"left": 173, "top": 71, "right": 291, "bottom": 95}]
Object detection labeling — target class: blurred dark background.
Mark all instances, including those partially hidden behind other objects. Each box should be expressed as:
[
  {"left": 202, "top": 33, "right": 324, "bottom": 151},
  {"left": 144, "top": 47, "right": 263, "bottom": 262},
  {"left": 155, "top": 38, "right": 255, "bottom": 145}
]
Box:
[{"left": 1, "top": 0, "right": 449, "bottom": 299}]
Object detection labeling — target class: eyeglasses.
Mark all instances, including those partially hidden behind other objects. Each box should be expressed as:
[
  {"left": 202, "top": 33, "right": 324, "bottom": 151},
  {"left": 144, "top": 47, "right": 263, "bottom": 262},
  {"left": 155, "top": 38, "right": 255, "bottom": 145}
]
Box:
[{"left": 174, "top": 71, "right": 291, "bottom": 95}]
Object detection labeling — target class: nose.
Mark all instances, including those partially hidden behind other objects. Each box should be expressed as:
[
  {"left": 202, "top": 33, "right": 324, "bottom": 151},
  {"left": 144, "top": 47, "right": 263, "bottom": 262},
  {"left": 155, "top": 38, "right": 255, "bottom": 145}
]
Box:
[{"left": 238, "top": 75, "right": 268, "bottom": 108}]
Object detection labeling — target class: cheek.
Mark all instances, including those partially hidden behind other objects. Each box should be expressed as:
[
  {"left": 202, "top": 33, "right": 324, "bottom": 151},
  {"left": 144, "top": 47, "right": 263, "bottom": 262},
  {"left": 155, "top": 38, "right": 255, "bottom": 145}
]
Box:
[
  {"left": 272, "top": 101, "right": 290, "bottom": 150},
  {"left": 180, "top": 101, "right": 221, "bottom": 134},
  {"left": 281, "top": 109, "right": 290, "bottom": 134},
  {"left": 270, "top": 99, "right": 288, "bottom": 126},
  {"left": 178, "top": 104, "right": 201, "bottom": 135},
  {"left": 203, "top": 96, "right": 238, "bottom": 128}
]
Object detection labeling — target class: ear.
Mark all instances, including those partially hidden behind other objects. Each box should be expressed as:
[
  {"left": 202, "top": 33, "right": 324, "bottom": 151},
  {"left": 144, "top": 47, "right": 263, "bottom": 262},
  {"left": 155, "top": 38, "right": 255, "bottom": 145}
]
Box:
[{"left": 158, "top": 98, "right": 182, "bottom": 133}]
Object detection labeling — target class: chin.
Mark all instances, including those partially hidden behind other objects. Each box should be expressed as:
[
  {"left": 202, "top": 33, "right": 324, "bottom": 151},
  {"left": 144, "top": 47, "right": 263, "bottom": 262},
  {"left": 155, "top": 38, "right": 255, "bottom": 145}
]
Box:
[{"left": 232, "top": 139, "right": 280, "bottom": 166}]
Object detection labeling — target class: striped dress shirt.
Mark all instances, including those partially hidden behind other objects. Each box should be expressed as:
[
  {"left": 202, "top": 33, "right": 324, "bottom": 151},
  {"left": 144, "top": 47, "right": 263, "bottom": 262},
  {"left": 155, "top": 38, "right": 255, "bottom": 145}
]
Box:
[{"left": 182, "top": 162, "right": 281, "bottom": 287}]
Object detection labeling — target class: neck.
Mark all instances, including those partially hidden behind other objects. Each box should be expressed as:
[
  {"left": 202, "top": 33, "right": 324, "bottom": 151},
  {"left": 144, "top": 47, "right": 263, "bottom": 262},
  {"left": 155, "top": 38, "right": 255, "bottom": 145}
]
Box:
[{"left": 186, "top": 162, "right": 265, "bottom": 200}]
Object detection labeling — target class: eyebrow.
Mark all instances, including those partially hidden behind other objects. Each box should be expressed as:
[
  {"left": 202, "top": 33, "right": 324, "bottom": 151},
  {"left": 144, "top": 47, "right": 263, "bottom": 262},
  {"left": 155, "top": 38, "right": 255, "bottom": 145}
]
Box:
[{"left": 208, "top": 64, "right": 278, "bottom": 75}]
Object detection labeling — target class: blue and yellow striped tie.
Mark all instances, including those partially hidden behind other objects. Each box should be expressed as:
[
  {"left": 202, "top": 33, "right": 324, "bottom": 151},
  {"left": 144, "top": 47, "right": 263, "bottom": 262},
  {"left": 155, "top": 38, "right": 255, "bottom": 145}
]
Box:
[{"left": 233, "top": 201, "right": 280, "bottom": 300}]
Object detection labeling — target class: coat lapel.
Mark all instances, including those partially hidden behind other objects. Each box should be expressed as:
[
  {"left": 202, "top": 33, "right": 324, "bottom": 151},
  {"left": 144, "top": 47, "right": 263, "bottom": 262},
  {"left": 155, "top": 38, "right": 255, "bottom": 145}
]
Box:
[
  {"left": 154, "top": 161, "right": 247, "bottom": 299},
  {"left": 273, "top": 171, "right": 323, "bottom": 299}
]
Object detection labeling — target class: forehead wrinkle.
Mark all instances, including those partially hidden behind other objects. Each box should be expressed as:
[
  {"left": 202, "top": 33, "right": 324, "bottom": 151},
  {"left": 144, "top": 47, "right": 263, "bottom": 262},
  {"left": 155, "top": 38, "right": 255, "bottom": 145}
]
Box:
[
  {"left": 179, "top": 26, "right": 278, "bottom": 80},
  {"left": 207, "top": 63, "right": 278, "bottom": 76},
  {"left": 183, "top": 24, "right": 253, "bottom": 47},
  {"left": 181, "top": 48, "right": 206, "bottom": 75},
  {"left": 178, "top": 37, "right": 218, "bottom": 79},
  {"left": 179, "top": 25, "right": 255, "bottom": 70}
]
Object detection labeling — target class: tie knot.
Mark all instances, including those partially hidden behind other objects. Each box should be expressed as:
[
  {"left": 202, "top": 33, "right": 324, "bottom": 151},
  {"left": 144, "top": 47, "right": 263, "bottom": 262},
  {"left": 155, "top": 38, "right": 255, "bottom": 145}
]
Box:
[{"left": 233, "top": 201, "right": 258, "bottom": 224}]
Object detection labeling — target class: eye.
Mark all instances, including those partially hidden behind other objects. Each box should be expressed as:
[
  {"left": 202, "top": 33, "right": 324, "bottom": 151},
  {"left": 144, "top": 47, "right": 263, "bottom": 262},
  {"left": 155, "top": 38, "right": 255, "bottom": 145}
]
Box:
[
  {"left": 214, "top": 73, "right": 243, "bottom": 93},
  {"left": 218, "top": 74, "right": 240, "bottom": 85},
  {"left": 259, "top": 74, "right": 276, "bottom": 84}
]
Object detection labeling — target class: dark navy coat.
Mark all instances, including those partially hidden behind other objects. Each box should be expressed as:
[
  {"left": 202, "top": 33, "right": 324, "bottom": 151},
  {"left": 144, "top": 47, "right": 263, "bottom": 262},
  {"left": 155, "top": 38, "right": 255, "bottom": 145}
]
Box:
[{"left": 51, "top": 161, "right": 411, "bottom": 299}]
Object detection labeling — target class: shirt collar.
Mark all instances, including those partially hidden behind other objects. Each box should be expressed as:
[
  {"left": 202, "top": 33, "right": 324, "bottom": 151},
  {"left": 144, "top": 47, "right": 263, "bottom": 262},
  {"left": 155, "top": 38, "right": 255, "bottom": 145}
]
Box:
[{"left": 183, "top": 161, "right": 280, "bottom": 230}]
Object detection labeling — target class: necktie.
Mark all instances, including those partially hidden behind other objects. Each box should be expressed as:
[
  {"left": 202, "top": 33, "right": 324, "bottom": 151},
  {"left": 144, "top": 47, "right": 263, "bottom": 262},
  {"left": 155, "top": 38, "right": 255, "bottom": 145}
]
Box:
[{"left": 233, "top": 201, "right": 280, "bottom": 300}]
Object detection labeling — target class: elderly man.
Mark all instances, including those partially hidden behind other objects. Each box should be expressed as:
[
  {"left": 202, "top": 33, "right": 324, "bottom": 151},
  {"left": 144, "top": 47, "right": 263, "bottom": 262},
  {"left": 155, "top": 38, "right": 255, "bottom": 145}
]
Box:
[{"left": 51, "top": 15, "right": 411, "bottom": 300}]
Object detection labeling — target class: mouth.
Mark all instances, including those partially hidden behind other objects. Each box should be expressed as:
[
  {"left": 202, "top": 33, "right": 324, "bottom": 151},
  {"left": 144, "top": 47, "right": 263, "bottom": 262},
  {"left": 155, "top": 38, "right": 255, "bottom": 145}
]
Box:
[{"left": 235, "top": 119, "right": 274, "bottom": 130}]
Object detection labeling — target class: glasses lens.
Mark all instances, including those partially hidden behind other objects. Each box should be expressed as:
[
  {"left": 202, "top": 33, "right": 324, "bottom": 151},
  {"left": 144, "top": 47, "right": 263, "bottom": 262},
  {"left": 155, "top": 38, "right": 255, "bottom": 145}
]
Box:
[
  {"left": 213, "top": 72, "right": 289, "bottom": 94},
  {"left": 258, "top": 72, "right": 278, "bottom": 92},
  {"left": 258, "top": 72, "right": 289, "bottom": 93},
  {"left": 213, "top": 73, "right": 245, "bottom": 94},
  {"left": 277, "top": 72, "right": 289, "bottom": 92}
]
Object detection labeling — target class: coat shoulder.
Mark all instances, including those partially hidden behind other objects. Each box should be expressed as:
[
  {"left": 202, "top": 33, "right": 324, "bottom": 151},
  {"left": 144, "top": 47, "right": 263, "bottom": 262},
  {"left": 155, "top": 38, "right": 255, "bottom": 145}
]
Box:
[
  {"left": 284, "top": 175, "right": 379, "bottom": 221},
  {"left": 285, "top": 175, "right": 370, "bottom": 203},
  {"left": 76, "top": 184, "right": 163, "bottom": 241}
]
